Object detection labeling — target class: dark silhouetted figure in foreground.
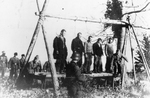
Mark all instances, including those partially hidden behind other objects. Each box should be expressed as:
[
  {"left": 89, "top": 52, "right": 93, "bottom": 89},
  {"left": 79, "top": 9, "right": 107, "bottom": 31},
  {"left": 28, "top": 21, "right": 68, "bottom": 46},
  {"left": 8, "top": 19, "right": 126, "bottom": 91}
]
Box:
[{"left": 66, "top": 53, "right": 87, "bottom": 98}]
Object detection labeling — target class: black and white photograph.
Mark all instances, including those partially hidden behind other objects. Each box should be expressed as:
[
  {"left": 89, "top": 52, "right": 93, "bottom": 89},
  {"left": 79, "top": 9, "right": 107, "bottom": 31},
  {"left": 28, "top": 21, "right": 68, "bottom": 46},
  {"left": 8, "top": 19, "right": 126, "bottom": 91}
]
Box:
[{"left": 0, "top": 0, "right": 150, "bottom": 98}]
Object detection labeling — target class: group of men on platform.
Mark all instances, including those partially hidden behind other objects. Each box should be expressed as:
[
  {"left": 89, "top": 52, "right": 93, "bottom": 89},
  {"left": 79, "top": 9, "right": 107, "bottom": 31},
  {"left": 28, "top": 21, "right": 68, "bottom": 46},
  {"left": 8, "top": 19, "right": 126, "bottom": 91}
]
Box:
[{"left": 53, "top": 29, "right": 128, "bottom": 75}]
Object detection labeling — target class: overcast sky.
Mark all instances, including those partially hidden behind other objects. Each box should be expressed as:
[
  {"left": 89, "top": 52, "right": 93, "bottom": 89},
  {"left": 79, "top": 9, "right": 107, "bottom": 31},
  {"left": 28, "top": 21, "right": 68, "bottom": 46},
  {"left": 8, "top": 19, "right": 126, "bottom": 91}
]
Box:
[{"left": 0, "top": 0, "right": 150, "bottom": 68}]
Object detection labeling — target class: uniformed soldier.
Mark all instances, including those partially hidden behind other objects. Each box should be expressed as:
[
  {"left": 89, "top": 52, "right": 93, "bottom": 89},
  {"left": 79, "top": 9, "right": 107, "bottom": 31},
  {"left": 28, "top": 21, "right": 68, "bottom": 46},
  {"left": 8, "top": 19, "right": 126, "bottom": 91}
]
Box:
[
  {"left": 9, "top": 52, "right": 20, "bottom": 80},
  {"left": 66, "top": 53, "right": 87, "bottom": 98},
  {"left": 19, "top": 54, "right": 25, "bottom": 72},
  {"left": 0, "top": 51, "right": 8, "bottom": 78}
]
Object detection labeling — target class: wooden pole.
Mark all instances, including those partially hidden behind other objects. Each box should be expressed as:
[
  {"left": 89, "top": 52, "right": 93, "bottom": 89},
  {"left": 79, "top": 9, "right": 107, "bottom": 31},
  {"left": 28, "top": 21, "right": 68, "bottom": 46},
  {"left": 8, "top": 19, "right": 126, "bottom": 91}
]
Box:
[
  {"left": 41, "top": 25, "right": 59, "bottom": 97},
  {"left": 128, "top": 28, "right": 136, "bottom": 81},
  {"left": 16, "top": 0, "right": 50, "bottom": 84},
  {"left": 131, "top": 26, "right": 150, "bottom": 81},
  {"left": 24, "top": 0, "right": 50, "bottom": 64},
  {"left": 121, "top": 27, "right": 127, "bottom": 89}
]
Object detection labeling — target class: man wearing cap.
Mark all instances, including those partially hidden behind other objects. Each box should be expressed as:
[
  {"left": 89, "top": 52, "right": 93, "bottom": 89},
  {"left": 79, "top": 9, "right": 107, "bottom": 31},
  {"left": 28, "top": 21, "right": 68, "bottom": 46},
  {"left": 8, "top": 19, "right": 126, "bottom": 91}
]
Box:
[
  {"left": 0, "top": 51, "right": 8, "bottom": 78},
  {"left": 19, "top": 54, "right": 25, "bottom": 72},
  {"left": 66, "top": 53, "right": 87, "bottom": 98},
  {"left": 9, "top": 52, "right": 20, "bottom": 80},
  {"left": 71, "top": 32, "right": 84, "bottom": 68}
]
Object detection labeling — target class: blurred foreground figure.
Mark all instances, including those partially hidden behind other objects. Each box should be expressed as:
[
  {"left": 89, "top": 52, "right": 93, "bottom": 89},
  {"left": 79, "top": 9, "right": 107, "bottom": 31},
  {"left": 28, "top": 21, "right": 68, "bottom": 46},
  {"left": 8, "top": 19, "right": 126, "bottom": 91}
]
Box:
[
  {"left": 53, "top": 29, "right": 68, "bottom": 73},
  {"left": 0, "top": 51, "right": 8, "bottom": 78},
  {"left": 71, "top": 32, "right": 84, "bottom": 68},
  {"left": 66, "top": 53, "right": 87, "bottom": 98},
  {"left": 9, "top": 52, "right": 20, "bottom": 80}
]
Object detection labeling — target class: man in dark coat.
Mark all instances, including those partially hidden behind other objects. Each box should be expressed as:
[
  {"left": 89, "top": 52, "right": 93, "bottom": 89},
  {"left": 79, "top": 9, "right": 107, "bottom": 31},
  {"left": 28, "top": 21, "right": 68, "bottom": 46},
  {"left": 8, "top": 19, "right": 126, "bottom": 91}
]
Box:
[
  {"left": 66, "top": 53, "right": 87, "bottom": 98},
  {"left": 93, "top": 38, "right": 103, "bottom": 73},
  {"left": 53, "top": 29, "right": 68, "bottom": 73},
  {"left": 19, "top": 54, "right": 25, "bottom": 72},
  {"left": 111, "top": 50, "right": 128, "bottom": 76},
  {"left": 9, "top": 52, "right": 20, "bottom": 80},
  {"left": 71, "top": 32, "right": 84, "bottom": 68}
]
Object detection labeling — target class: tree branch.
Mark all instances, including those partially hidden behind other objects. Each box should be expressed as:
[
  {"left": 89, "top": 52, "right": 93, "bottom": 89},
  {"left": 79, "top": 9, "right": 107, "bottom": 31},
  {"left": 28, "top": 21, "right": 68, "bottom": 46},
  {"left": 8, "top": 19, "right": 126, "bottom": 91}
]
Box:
[{"left": 122, "top": 2, "right": 150, "bottom": 17}]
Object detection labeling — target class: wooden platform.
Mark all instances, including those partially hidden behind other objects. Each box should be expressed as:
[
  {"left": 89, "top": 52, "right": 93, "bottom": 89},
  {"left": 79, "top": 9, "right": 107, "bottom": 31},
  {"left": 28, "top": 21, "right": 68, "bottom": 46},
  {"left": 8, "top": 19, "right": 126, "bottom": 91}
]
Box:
[
  {"left": 33, "top": 72, "right": 114, "bottom": 89},
  {"left": 34, "top": 72, "right": 113, "bottom": 78}
]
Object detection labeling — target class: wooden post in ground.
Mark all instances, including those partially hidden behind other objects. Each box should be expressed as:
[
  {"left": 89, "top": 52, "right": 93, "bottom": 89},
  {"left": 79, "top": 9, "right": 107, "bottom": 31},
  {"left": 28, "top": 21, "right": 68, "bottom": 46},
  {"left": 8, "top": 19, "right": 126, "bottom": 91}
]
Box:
[
  {"left": 41, "top": 25, "right": 59, "bottom": 97},
  {"left": 16, "top": 0, "right": 50, "bottom": 86},
  {"left": 131, "top": 26, "right": 150, "bottom": 81},
  {"left": 128, "top": 28, "right": 136, "bottom": 82},
  {"left": 24, "top": 0, "right": 50, "bottom": 64}
]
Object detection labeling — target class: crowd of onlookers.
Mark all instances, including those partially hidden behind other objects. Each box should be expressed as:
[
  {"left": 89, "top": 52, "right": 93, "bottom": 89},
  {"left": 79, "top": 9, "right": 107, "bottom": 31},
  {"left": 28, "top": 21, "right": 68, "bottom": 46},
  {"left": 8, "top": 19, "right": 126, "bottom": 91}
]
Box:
[{"left": 0, "top": 51, "right": 50, "bottom": 81}]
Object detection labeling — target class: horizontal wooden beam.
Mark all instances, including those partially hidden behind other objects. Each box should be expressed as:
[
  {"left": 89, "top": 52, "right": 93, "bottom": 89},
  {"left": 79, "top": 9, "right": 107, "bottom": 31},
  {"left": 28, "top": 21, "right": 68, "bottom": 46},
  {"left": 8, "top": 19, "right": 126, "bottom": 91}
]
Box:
[{"left": 36, "top": 14, "right": 129, "bottom": 25}]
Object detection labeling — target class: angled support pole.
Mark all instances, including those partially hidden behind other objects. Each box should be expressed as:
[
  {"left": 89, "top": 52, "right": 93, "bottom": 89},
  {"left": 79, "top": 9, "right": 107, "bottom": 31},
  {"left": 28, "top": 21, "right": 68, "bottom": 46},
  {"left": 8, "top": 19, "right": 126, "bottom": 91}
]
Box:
[
  {"left": 16, "top": 0, "right": 52, "bottom": 88},
  {"left": 130, "top": 26, "right": 150, "bottom": 81},
  {"left": 24, "top": 0, "right": 50, "bottom": 64},
  {"left": 41, "top": 25, "right": 59, "bottom": 97}
]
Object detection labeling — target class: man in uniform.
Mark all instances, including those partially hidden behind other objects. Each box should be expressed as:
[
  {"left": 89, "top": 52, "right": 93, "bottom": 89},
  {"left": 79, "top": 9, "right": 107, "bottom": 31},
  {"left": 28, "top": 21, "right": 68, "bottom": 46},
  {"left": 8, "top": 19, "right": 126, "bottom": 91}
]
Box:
[
  {"left": 0, "top": 51, "right": 8, "bottom": 78},
  {"left": 19, "top": 54, "right": 25, "bottom": 73},
  {"left": 71, "top": 32, "right": 84, "bottom": 68},
  {"left": 9, "top": 52, "right": 20, "bottom": 80},
  {"left": 66, "top": 53, "right": 87, "bottom": 98}
]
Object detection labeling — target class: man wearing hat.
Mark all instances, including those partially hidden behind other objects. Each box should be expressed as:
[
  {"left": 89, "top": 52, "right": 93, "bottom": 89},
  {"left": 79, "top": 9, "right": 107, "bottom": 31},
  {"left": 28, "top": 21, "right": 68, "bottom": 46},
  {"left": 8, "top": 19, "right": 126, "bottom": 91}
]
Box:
[
  {"left": 66, "top": 53, "right": 87, "bottom": 98},
  {"left": 9, "top": 52, "right": 20, "bottom": 80},
  {"left": 0, "top": 51, "right": 8, "bottom": 78}
]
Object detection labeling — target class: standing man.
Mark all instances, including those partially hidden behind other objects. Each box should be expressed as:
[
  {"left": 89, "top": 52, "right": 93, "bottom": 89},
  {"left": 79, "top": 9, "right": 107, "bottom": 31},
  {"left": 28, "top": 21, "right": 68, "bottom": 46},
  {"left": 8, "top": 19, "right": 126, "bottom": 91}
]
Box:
[
  {"left": 0, "top": 51, "right": 8, "bottom": 78},
  {"left": 66, "top": 53, "right": 87, "bottom": 98},
  {"left": 93, "top": 38, "right": 103, "bottom": 73},
  {"left": 53, "top": 29, "right": 68, "bottom": 73},
  {"left": 9, "top": 52, "right": 20, "bottom": 80},
  {"left": 71, "top": 32, "right": 84, "bottom": 68},
  {"left": 105, "top": 38, "right": 115, "bottom": 73},
  {"left": 19, "top": 54, "right": 25, "bottom": 72},
  {"left": 84, "top": 36, "right": 93, "bottom": 74}
]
